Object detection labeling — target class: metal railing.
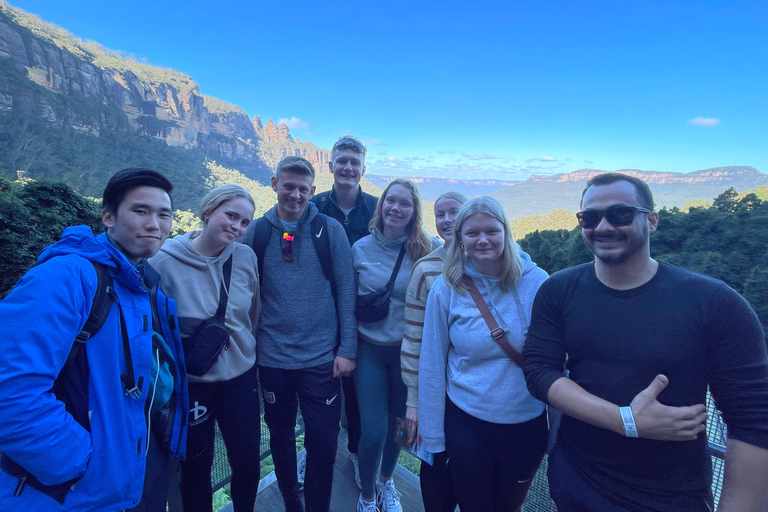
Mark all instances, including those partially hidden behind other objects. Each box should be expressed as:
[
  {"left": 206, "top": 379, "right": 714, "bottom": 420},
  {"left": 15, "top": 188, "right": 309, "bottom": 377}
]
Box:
[{"left": 207, "top": 390, "right": 728, "bottom": 510}]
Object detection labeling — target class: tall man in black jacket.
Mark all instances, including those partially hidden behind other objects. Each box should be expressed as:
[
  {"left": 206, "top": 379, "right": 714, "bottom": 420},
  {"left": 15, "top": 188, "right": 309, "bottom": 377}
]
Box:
[
  {"left": 310, "top": 135, "right": 378, "bottom": 489},
  {"left": 523, "top": 172, "right": 768, "bottom": 511}
]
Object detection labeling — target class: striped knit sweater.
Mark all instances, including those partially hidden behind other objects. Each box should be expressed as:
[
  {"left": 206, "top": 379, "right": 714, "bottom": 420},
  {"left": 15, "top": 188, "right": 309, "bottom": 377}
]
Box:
[{"left": 401, "top": 245, "right": 448, "bottom": 407}]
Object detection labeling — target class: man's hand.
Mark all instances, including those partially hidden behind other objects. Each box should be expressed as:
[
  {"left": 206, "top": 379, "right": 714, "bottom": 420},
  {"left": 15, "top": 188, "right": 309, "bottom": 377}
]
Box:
[
  {"left": 630, "top": 374, "right": 708, "bottom": 441},
  {"left": 405, "top": 406, "right": 421, "bottom": 447},
  {"left": 333, "top": 356, "right": 356, "bottom": 378}
]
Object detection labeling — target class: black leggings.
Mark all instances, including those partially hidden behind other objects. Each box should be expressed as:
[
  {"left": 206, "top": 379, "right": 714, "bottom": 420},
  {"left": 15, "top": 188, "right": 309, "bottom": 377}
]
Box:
[
  {"left": 445, "top": 398, "right": 547, "bottom": 512},
  {"left": 419, "top": 450, "right": 457, "bottom": 512},
  {"left": 180, "top": 365, "right": 261, "bottom": 512}
]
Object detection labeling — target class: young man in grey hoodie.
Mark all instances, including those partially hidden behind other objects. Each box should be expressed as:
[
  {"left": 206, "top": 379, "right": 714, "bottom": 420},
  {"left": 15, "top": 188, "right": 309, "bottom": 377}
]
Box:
[{"left": 241, "top": 156, "right": 357, "bottom": 512}]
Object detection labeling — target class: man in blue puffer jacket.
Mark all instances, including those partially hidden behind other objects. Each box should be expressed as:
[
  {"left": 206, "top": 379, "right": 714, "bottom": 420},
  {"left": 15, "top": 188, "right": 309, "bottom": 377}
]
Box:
[{"left": 0, "top": 168, "right": 189, "bottom": 512}]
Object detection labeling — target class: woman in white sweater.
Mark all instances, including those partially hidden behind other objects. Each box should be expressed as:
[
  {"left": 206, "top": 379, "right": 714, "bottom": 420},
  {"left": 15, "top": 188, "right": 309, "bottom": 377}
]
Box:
[
  {"left": 352, "top": 179, "right": 434, "bottom": 512},
  {"left": 149, "top": 185, "right": 260, "bottom": 512},
  {"left": 419, "top": 196, "right": 548, "bottom": 512}
]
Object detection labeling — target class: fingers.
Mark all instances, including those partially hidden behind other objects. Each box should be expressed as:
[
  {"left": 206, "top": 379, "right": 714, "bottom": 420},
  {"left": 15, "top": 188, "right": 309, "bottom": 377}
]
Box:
[{"left": 641, "top": 374, "right": 669, "bottom": 400}]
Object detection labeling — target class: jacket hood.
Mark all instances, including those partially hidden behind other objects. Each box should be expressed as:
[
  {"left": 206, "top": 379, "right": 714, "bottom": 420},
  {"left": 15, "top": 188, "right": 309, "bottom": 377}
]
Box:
[
  {"left": 37, "top": 226, "right": 143, "bottom": 290},
  {"left": 371, "top": 227, "right": 408, "bottom": 248},
  {"left": 156, "top": 232, "right": 237, "bottom": 269},
  {"left": 264, "top": 201, "right": 318, "bottom": 229},
  {"left": 518, "top": 249, "right": 539, "bottom": 275}
]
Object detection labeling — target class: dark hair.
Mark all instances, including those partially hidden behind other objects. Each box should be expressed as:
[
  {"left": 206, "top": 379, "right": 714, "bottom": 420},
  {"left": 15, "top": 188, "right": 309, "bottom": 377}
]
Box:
[
  {"left": 102, "top": 168, "right": 174, "bottom": 215},
  {"left": 581, "top": 172, "right": 655, "bottom": 210}
]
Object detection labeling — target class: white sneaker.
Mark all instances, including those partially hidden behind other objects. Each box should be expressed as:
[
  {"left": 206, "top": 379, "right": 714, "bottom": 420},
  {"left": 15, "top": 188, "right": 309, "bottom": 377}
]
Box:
[
  {"left": 297, "top": 452, "right": 306, "bottom": 491},
  {"left": 357, "top": 494, "right": 380, "bottom": 512},
  {"left": 350, "top": 453, "right": 362, "bottom": 489},
  {"left": 376, "top": 479, "right": 402, "bottom": 512}
]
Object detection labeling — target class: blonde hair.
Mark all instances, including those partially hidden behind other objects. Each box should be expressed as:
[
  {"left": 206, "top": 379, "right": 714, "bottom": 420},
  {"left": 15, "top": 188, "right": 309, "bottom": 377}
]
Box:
[
  {"left": 369, "top": 179, "right": 432, "bottom": 261},
  {"left": 199, "top": 184, "right": 255, "bottom": 222},
  {"left": 434, "top": 191, "right": 468, "bottom": 206},
  {"left": 443, "top": 196, "right": 523, "bottom": 293}
]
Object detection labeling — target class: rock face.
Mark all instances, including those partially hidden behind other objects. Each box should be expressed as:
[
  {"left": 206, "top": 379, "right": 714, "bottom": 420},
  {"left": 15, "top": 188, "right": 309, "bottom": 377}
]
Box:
[
  {"left": 0, "top": 2, "right": 339, "bottom": 181},
  {"left": 0, "top": 3, "right": 268, "bottom": 174}
]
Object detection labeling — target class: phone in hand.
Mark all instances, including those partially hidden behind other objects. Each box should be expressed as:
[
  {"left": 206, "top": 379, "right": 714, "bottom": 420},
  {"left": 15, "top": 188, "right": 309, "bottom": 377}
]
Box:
[{"left": 394, "top": 417, "right": 413, "bottom": 449}]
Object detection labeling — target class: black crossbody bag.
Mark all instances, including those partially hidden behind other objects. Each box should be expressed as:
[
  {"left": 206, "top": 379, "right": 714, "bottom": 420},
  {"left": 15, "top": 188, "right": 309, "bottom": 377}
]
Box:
[
  {"left": 355, "top": 245, "right": 406, "bottom": 323},
  {"left": 183, "top": 254, "right": 233, "bottom": 376}
]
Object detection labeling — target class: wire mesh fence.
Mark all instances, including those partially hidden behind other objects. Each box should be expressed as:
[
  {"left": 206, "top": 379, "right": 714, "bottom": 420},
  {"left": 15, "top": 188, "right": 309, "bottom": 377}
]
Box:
[{"left": 209, "top": 389, "right": 728, "bottom": 509}]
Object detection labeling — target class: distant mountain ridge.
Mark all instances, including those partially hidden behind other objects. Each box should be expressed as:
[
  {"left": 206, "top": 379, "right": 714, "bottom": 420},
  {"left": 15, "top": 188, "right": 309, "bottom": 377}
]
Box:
[
  {"left": 494, "top": 166, "right": 768, "bottom": 219},
  {"left": 366, "top": 175, "right": 520, "bottom": 202}
]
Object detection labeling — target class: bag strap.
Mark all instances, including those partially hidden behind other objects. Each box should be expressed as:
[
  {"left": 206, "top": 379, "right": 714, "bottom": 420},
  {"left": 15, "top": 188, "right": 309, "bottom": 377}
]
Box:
[
  {"left": 215, "top": 254, "right": 233, "bottom": 320},
  {"left": 251, "top": 217, "right": 271, "bottom": 281},
  {"left": 460, "top": 274, "right": 524, "bottom": 367},
  {"left": 311, "top": 214, "right": 334, "bottom": 287},
  {"left": 385, "top": 244, "right": 407, "bottom": 290}
]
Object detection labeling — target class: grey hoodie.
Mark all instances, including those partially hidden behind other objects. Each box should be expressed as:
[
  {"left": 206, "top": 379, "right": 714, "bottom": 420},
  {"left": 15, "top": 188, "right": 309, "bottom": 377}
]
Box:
[
  {"left": 241, "top": 202, "right": 357, "bottom": 369},
  {"left": 149, "top": 232, "right": 260, "bottom": 383},
  {"left": 418, "top": 251, "right": 548, "bottom": 453},
  {"left": 352, "top": 229, "right": 440, "bottom": 346}
]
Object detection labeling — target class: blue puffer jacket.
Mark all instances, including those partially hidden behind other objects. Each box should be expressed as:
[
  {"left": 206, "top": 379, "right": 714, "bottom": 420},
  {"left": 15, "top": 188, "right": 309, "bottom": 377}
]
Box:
[{"left": 0, "top": 226, "right": 189, "bottom": 511}]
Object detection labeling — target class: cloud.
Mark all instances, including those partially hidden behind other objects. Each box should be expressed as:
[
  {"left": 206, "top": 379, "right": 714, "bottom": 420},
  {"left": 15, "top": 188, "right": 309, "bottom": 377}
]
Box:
[
  {"left": 378, "top": 152, "right": 388, "bottom": 155},
  {"left": 300, "top": 132, "right": 316, "bottom": 137},
  {"left": 687, "top": 117, "right": 721, "bottom": 127},
  {"left": 364, "top": 155, "right": 541, "bottom": 181},
  {"left": 438, "top": 150, "right": 455, "bottom": 155},
  {"left": 463, "top": 153, "right": 477, "bottom": 158},
  {"left": 584, "top": 160, "right": 594, "bottom": 164},
  {"left": 364, "top": 140, "right": 384, "bottom": 146},
  {"left": 278, "top": 117, "right": 310, "bottom": 129},
  {"left": 540, "top": 156, "right": 557, "bottom": 162}
]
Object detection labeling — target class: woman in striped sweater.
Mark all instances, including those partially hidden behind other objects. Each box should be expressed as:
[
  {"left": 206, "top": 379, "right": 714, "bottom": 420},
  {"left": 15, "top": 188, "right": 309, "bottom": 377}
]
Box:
[{"left": 400, "top": 191, "right": 467, "bottom": 512}]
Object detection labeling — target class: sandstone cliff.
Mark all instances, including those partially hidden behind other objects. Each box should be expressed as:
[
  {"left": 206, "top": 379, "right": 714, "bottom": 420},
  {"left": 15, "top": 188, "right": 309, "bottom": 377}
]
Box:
[{"left": 0, "top": 1, "right": 336, "bottom": 184}]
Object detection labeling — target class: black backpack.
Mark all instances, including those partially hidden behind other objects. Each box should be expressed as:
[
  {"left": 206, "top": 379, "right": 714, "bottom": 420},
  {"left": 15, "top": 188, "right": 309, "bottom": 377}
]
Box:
[{"left": 52, "top": 261, "right": 116, "bottom": 429}]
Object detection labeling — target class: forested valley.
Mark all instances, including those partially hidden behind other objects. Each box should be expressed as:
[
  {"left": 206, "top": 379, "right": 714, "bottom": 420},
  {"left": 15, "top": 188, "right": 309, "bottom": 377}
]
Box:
[
  {"left": 2, "top": 179, "right": 766, "bottom": 331},
  {"left": 518, "top": 188, "right": 768, "bottom": 331}
]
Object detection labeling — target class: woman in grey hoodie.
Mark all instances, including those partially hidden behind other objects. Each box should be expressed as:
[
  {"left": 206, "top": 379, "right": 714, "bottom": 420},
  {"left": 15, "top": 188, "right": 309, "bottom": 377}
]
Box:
[
  {"left": 149, "top": 185, "right": 260, "bottom": 512},
  {"left": 352, "top": 179, "right": 435, "bottom": 512},
  {"left": 418, "top": 196, "right": 548, "bottom": 512}
]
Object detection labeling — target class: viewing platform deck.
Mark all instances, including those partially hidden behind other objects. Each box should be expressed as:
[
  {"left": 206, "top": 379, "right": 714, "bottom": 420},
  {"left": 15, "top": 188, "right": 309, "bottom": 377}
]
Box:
[{"left": 200, "top": 394, "right": 726, "bottom": 512}]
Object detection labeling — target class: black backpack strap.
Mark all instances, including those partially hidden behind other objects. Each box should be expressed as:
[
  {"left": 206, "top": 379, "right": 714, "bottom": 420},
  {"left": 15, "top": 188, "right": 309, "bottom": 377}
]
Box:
[
  {"left": 311, "top": 214, "right": 342, "bottom": 350},
  {"left": 74, "top": 261, "right": 114, "bottom": 344},
  {"left": 311, "top": 214, "right": 334, "bottom": 286},
  {"left": 250, "top": 217, "right": 272, "bottom": 283},
  {"left": 52, "top": 260, "right": 115, "bottom": 431}
]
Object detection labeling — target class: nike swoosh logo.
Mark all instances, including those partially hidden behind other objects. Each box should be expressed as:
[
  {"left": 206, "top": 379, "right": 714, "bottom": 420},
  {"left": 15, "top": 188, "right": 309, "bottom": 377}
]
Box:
[
  {"left": 326, "top": 394, "right": 337, "bottom": 405},
  {"left": 315, "top": 226, "right": 323, "bottom": 238}
]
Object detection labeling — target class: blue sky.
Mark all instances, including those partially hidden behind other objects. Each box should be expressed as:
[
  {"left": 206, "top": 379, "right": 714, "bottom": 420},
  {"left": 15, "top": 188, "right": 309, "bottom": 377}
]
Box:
[{"left": 8, "top": 0, "right": 768, "bottom": 180}]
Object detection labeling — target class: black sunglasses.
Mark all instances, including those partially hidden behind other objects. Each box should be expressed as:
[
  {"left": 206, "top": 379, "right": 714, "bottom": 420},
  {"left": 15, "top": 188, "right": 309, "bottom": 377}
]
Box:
[
  {"left": 576, "top": 206, "right": 652, "bottom": 229},
  {"left": 332, "top": 138, "right": 365, "bottom": 153}
]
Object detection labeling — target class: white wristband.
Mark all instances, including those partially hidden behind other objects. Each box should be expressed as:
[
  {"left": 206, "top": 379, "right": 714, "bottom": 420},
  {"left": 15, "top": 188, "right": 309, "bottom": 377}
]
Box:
[{"left": 619, "top": 406, "right": 638, "bottom": 438}]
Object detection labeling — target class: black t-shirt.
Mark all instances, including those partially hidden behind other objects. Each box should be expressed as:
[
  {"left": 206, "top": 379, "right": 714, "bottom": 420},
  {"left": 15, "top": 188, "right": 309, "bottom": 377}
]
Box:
[{"left": 524, "top": 262, "right": 768, "bottom": 511}]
